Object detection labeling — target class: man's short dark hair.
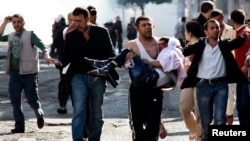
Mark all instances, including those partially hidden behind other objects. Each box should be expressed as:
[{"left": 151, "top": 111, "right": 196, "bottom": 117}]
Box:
[
  {"left": 87, "top": 5, "right": 97, "bottom": 16},
  {"left": 204, "top": 19, "right": 218, "bottom": 30},
  {"left": 200, "top": 1, "right": 214, "bottom": 13},
  {"left": 159, "top": 36, "right": 170, "bottom": 44},
  {"left": 73, "top": 6, "right": 89, "bottom": 18},
  {"left": 211, "top": 9, "right": 223, "bottom": 18},
  {"left": 181, "top": 17, "right": 186, "bottom": 23},
  {"left": 12, "top": 14, "right": 24, "bottom": 22},
  {"left": 231, "top": 9, "right": 245, "bottom": 24},
  {"left": 185, "top": 20, "right": 202, "bottom": 38},
  {"left": 135, "top": 16, "right": 153, "bottom": 27}
]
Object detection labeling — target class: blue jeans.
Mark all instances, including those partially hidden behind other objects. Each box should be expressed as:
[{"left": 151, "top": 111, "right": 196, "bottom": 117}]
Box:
[
  {"left": 71, "top": 74, "right": 106, "bottom": 141},
  {"left": 196, "top": 81, "right": 228, "bottom": 141},
  {"left": 9, "top": 70, "right": 44, "bottom": 129},
  {"left": 237, "top": 82, "right": 250, "bottom": 125},
  {"left": 114, "top": 49, "right": 159, "bottom": 88}
]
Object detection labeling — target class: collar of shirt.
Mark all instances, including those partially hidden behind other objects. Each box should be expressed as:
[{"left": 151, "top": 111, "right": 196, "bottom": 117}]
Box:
[
  {"left": 236, "top": 24, "right": 246, "bottom": 32},
  {"left": 197, "top": 41, "right": 226, "bottom": 79}
]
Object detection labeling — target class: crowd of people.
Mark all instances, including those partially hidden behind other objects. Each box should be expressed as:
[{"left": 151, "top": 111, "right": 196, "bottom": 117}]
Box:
[{"left": 1, "top": 1, "right": 250, "bottom": 141}]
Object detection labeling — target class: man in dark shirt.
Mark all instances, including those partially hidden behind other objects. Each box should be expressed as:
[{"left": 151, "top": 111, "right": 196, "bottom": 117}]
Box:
[
  {"left": 196, "top": 0, "right": 214, "bottom": 37},
  {"left": 114, "top": 16, "right": 123, "bottom": 53},
  {"left": 55, "top": 6, "right": 115, "bottom": 141},
  {"left": 126, "top": 17, "right": 137, "bottom": 40}
]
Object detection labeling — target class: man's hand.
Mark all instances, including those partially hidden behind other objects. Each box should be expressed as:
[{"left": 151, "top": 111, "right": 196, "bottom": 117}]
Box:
[
  {"left": 0, "top": 16, "right": 12, "bottom": 34},
  {"left": 66, "top": 22, "right": 76, "bottom": 33},
  {"left": 142, "top": 59, "right": 150, "bottom": 65},
  {"left": 241, "top": 65, "right": 248, "bottom": 73},
  {"left": 53, "top": 60, "right": 63, "bottom": 67},
  {"left": 43, "top": 52, "right": 55, "bottom": 65},
  {"left": 4, "top": 16, "right": 12, "bottom": 23},
  {"left": 93, "top": 77, "right": 100, "bottom": 82},
  {"left": 244, "top": 58, "right": 250, "bottom": 67}
]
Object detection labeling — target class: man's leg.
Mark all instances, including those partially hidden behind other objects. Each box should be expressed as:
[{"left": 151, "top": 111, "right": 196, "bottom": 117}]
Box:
[
  {"left": 57, "top": 71, "right": 70, "bottom": 114},
  {"left": 87, "top": 75, "right": 106, "bottom": 141},
  {"left": 71, "top": 74, "right": 88, "bottom": 140},
  {"left": 226, "top": 83, "right": 236, "bottom": 124},
  {"left": 213, "top": 83, "right": 228, "bottom": 125},
  {"left": 196, "top": 82, "right": 214, "bottom": 141},
  {"left": 129, "top": 85, "right": 147, "bottom": 141},
  {"left": 22, "top": 73, "right": 44, "bottom": 129},
  {"left": 118, "top": 38, "right": 123, "bottom": 53},
  {"left": 236, "top": 83, "right": 250, "bottom": 125},
  {"left": 83, "top": 98, "right": 89, "bottom": 139},
  {"left": 144, "top": 87, "right": 163, "bottom": 141},
  {"left": 9, "top": 70, "right": 25, "bottom": 133},
  {"left": 129, "top": 85, "right": 163, "bottom": 141}
]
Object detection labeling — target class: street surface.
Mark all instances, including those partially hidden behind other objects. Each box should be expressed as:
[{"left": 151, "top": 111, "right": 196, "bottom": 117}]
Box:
[{"left": 0, "top": 47, "right": 238, "bottom": 141}]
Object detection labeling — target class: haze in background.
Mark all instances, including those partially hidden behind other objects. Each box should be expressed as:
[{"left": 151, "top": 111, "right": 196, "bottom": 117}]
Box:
[{"left": 0, "top": 0, "right": 177, "bottom": 45}]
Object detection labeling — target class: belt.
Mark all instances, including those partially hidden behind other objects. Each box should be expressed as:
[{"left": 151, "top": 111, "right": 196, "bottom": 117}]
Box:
[{"left": 199, "top": 77, "right": 226, "bottom": 84}]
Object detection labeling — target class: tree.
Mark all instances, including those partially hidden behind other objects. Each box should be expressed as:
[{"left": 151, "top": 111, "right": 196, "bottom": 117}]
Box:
[{"left": 117, "top": 0, "right": 172, "bottom": 16}]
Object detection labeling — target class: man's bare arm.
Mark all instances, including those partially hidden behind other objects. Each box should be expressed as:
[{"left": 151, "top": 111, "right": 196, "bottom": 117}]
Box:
[{"left": 142, "top": 59, "right": 162, "bottom": 68}]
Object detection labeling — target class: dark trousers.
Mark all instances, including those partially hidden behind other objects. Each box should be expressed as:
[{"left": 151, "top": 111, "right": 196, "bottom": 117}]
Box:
[
  {"left": 129, "top": 85, "right": 163, "bottom": 141},
  {"left": 117, "top": 37, "right": 123, "bottom": 53},
  {"left": 236, "top": 83, "right": 250, "bottom": 125},
  {"left": 9, "top": 70, "right": 44, "bottom": 129},
  {"left": 58, "top": 70, "right": 72, "bottom": 107},
  {"left": 50, "top": 44, "right": 58, "bottom": 58}
]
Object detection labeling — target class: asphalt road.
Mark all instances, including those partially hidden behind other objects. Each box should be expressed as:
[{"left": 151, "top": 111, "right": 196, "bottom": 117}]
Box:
[
  {"left": 0, "top": 55, "right": 191, "bottom": 141},
  {"left": 0, "top": 46, "right": 241, "bottom": 141}
]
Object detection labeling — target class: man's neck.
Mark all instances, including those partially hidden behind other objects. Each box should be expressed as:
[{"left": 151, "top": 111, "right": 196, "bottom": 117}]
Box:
[
  {"left": 220, "top": 23, "right": 225, "bottom": 35},
  {"left": 138, "top": 35, "right": 154, "bottom": 43},
  {"left": 207, "top": 37, "right": 218, "bottom": 47},
  {"left": 83, "top": 23, "right": 91, "bottom": 33},
  {"left": 201, "top": 12, "right": 209, "bottom": 20},
  {"left": 234, "top": 24, "right": 244, "bottom": 31},
  {"left": 15, "top": 29, "right": 24, "bottom": 34}
]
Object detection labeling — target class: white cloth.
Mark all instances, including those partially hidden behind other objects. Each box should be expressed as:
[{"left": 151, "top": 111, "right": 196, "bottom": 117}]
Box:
[
  {"left": 135, "top": 38, "right": 157, "bottom": 61},
  {"left": 157, "top": 37, "right": 187, "bottom": 87}
]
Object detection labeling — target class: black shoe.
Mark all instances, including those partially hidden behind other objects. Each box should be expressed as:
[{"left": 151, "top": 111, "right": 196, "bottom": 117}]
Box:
[
  {"left": 37, "top": 116, "right": 44, "bottom": 129},
  {"left": 11, "top": 128, "right": 24, "bottom": 133},
  {"left": 57, "top": 106, "right": 67, "bottom": 114},
  {"left": 84, "top": 57, "right": 113, "bottom": 68}
]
